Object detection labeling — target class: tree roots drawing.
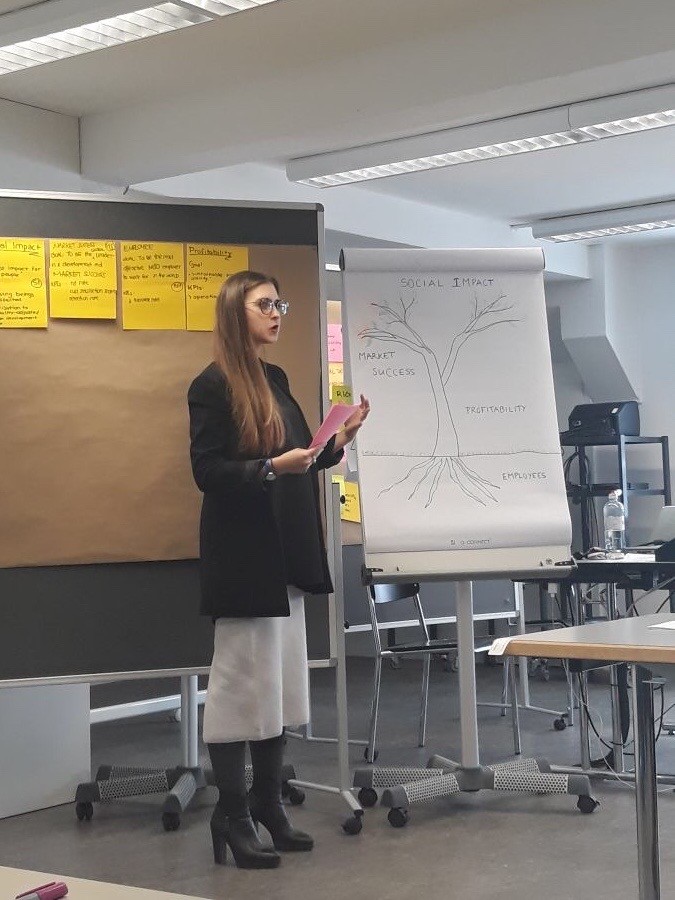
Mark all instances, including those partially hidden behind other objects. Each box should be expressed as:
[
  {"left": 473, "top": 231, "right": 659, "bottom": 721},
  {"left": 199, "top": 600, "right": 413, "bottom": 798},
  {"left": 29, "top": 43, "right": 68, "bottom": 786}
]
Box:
[{"left": 380, "top": 456, "right": 500, "bottom": 508}]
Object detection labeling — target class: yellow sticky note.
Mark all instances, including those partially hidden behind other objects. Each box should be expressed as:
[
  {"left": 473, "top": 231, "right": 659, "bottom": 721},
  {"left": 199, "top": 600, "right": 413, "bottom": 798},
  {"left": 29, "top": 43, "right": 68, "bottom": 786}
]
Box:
[
  {"left": 121, "top": 242, "right": 186, "bottom": 330},
  {"left": 49, "top": 240, "right": 117, "bottom": 319},
  {"left": 186, "top": 244, "right": 249, "bottom": 331},
  {"left": 328, "top": 362, "right": 344, "bottom": 391},
  {"left": 0, "top": 237, "right": 47, "bottom": 328},
  {"left": 331, "top": 383, "right": 353, "bottom": 404},
  {"left": 342, "top": 481, "right": 361, "bottom": 523},
  {"left": 331, "top": 474, "right": 345, "bottom": 495}
]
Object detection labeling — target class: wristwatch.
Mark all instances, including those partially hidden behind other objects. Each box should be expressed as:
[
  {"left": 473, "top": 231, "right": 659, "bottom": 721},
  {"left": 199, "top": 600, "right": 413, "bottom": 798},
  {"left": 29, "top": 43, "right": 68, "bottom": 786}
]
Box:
[{"left": 261, "top": 458, "right": 277, "bottom": 482}]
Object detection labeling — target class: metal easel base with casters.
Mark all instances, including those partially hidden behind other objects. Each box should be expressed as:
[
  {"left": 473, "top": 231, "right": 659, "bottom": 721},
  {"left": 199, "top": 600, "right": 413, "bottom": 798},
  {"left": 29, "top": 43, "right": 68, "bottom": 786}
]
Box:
[
  {"left": 283, "top": 481, "right": 365, "bottom": 835},
  {"left": 76, "top": 674, "right": 207, "bottom": 831},
  {"left": 76, "top": 674, "right": 303, "bottom": 831},
  {"left": 352, "top": 581, "right": 598, "bottom": 827}
]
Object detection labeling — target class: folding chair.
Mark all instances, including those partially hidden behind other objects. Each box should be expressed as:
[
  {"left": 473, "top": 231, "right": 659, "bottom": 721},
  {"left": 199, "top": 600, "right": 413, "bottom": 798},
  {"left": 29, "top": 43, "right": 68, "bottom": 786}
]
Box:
[{"left": 364, "top": 582, "right": 516, "bottom": 762}]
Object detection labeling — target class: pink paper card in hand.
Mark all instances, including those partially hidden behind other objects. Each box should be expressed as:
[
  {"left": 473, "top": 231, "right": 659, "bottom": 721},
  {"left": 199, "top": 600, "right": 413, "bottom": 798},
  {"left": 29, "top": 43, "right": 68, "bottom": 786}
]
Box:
[{"left": 309, "top": 403, "right": 359, "bottom": 449}]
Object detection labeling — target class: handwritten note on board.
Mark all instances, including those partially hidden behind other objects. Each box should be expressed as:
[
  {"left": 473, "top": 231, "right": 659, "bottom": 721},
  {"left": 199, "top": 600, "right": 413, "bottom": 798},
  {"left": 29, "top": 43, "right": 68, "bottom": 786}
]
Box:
[
  {"left": 0, "top": 238, "right": 47, "bottom": 328},
  {"left": 327, "top": 323, "right": 343, "bottom": 362},
  {"left": 121, "top": 242, "right": 186, "bottom": 330},
  {"left": 49, "top": 240, "right": 117, "bottom": 319},
  {"left": 186, "top": 244, "right": 249, "bottom": 331},
  {"left": 328, "top": 362, "right": 344, "bottom": 392},
  {"left": 331, "top": 383, "right": 353, "bottom": 404},
  {"left": 342, "top": 481, "right": 361, "bottom": 523}
]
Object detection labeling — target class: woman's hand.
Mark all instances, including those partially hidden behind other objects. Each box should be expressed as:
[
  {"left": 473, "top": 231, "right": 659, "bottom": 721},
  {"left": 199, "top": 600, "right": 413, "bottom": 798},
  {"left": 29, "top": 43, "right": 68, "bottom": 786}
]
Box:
[
  {"left": 335, "top": 395, "right": 371, "bottom": 450},
  {"left": 272, "top": 446, "right": 324, "bottom": 475}
]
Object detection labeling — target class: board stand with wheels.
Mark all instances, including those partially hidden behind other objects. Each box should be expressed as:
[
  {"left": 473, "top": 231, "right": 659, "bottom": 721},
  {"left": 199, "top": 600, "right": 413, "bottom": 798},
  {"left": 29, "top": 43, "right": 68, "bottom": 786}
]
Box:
[
  {"left": 284, "top": 482, "right": 365, "bottom": 834},
  {"left": 75, "top": 674, "right": 304, "bottom": 831},
  {"left": 353, "top": 580, "right": 597, "bottom": 827}
]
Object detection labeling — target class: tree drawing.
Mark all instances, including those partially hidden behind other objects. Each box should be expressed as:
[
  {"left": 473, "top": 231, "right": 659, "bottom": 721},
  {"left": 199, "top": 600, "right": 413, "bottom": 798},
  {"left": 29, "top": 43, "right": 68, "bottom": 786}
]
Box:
[{"left": 359, "top": 292, "right": 520, "bottom": 507}]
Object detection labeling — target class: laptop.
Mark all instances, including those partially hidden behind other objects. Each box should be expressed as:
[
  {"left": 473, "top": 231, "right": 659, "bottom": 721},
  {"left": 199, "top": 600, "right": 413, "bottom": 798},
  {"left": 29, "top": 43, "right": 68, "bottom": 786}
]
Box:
[{"left": 626, "top": 506, "right": 675, "bottom": 552}]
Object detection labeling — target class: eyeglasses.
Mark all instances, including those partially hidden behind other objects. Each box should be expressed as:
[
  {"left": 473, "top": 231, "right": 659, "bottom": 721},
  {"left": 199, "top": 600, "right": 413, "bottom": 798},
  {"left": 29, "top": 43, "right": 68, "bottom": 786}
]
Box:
[{"left": 248, "top": 297, "right": 290, "bottom": 316}]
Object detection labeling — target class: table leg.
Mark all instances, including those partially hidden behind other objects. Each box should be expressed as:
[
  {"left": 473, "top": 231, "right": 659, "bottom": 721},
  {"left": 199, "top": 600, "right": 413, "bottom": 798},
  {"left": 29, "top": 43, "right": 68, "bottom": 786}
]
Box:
[{"left": 631, "top": 664, "right": 660, "bottom": 900}]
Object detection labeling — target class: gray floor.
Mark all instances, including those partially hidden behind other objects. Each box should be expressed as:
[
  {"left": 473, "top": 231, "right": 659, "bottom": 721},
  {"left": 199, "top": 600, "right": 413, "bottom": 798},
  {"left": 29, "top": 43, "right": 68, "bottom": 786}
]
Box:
[{"left": 2, "top": 658, "right": 675, "bottom": 900}]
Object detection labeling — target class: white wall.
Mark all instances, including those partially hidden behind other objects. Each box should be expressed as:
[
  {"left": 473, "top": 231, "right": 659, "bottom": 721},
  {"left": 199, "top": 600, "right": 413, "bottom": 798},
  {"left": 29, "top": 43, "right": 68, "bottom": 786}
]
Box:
[
  {"left": 545, "top": 299, "right": 592, "bottom": 430},
  {"left": 601, "top": 240, "right": 675, "bottom": 544},
  {"left": 138, "top": 163, "right": 525, "bottom": 252},
  {"left": 0, "top": 99, "right": 110, "bottom": 194}
]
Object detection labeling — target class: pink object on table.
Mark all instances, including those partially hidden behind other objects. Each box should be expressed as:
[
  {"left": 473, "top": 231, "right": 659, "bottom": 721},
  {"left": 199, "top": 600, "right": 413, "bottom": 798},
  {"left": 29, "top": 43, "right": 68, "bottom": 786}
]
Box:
[
  {"left": 16, "top": 883, "right": 68, "bottom": 900},
  {"left": 309, "top": 403, "right": 359, "bottom": 449}
]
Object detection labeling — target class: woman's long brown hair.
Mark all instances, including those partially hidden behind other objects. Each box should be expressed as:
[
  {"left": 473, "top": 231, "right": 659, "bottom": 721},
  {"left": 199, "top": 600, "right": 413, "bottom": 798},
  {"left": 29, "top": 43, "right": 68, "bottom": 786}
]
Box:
[{"left": 213, "top": 270, "right": 285, "bottom": 456}]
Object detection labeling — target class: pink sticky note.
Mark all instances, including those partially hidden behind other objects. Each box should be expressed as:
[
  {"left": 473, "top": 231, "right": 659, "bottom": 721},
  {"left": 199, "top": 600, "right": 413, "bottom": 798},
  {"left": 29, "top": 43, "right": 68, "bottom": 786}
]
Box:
[
  {"left": 327, "top": 323, "right": 343, "bottom": 362},
  {"left": 310, "top": 403, "right": 359, "bottom": 449}
]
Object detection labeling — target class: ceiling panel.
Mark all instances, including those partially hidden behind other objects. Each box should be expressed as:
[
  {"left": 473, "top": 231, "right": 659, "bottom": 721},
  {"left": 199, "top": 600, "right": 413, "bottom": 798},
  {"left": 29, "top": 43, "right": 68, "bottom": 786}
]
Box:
[{"left": 359, "top": 127, "right": 675, "bottom": 223}]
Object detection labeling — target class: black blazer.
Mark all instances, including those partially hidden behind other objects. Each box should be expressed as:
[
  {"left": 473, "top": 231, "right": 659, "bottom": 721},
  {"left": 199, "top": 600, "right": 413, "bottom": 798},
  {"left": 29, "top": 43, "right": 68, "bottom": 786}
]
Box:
[{"left": 188, "top": 361, "right": 342, "bottom": 618}]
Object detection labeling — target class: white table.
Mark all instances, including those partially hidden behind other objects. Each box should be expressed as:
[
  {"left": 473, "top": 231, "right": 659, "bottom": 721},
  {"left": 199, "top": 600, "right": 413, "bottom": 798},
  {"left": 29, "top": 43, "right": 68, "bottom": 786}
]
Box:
[
  {"left": 0, "top": 867, "right": 208, "bottom": 900},
  {"left": 504, "top": 613, "right": 675, "bottom": 900}
]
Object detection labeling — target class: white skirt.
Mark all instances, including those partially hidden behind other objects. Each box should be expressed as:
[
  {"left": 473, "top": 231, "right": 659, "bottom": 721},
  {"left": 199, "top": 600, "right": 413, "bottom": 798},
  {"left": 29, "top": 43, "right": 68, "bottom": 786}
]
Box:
[{"left": 202, "top": 586, "right": 310, "bottom": 743}]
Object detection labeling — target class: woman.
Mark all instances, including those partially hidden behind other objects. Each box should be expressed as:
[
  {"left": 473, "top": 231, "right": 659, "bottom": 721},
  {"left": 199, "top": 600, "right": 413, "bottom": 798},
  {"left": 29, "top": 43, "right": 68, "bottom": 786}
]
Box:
[{"left": 188, "top": 270, "right": 369, "bottom": 869}]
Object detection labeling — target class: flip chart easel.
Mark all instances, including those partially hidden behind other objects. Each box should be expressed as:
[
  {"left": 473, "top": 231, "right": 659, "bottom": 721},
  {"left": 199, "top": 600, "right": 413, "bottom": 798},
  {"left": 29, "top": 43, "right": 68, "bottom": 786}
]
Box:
[{"left": 342, "top": 247, "right": 593, "bottom": 824}]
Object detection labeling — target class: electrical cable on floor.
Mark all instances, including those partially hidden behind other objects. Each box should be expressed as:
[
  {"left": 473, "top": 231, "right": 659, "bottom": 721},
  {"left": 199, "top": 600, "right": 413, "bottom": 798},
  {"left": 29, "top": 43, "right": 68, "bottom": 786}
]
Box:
[{"left": 572, "top": 676, "right": 675, "bottom": 795}]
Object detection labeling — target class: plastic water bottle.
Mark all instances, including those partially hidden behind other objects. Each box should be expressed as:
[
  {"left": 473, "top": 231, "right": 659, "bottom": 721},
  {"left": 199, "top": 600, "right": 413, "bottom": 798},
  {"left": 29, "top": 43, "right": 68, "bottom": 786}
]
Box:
[{"left": 603, "top": 489, "right": 626, "bottom": 557}]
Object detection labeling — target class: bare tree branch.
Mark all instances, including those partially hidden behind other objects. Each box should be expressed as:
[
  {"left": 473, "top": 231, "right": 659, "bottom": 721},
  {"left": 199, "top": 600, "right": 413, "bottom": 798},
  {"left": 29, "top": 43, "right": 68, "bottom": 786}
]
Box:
[
  {"left": 441, "top": 293, "right": 519, "bottom": 383},
  {"left": 441, "top": 315, "right": 520, "bottom": 385},
  {"left": 369, "top": 298, "right": 430, "bottom": 352},
  {"left": 358, "top": 327, "right": 428, "bottom": 356}
]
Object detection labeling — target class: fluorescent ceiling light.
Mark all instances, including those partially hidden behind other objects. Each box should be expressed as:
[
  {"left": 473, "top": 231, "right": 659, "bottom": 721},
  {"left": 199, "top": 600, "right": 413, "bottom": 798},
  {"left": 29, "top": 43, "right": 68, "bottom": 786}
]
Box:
[
  {"left": 530, "top": 200, "right": 675, "bottom": 242},
  {"left": 287, "top": 85, "right": 675, "bottom": 188},
  {"left": 0, "top": 0, "right": 277, "bottom": 75}
]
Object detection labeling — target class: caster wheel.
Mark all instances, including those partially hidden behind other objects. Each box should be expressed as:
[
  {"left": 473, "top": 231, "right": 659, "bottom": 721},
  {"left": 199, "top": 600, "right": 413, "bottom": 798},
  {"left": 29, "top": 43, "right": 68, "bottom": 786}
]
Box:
[
  {"left": 357, "top": 787, "right": 378, "bottom": 808},
  {"left": 577, "top": 795, "right": 599, "bottom": 814},
  {"left": 287, "top": 786, "right": 305, "bottom": 806},
  {"left": 75, "top": 801, "right": 93, "bottom": 822},
  {"left": 364, "top": 747, "right": 379, "bottom": 762},
  {"left": 342, "top": 814, "right": 363, "bottom": 835},
  {"left": 554, "top": 717, "right": 567, "bottom": 731},
  {"left": 387, "top": 808, "right": 409, "bottom": 828},
  {"left": 162, "top": 812, "right": 181, "bottom": 831}
]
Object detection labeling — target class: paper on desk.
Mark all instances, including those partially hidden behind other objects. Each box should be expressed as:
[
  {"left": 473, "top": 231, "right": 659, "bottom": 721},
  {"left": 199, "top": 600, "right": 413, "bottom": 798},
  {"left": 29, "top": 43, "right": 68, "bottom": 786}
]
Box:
[
  {"left": 309, "top": 403, "right": 359, "bottom": 449},
  {"left": 649, "top": 620, "right": 675, "bottom": 630},
  {"left": 488, "top": 637, "right": 513, "bottom": 656}
]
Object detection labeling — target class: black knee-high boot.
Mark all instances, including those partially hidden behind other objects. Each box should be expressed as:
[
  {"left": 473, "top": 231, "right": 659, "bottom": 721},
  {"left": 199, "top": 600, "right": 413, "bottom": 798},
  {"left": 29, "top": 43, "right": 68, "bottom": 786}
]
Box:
[
  {"left": 207, "top": 742, "right": 280, "bottom": 869},
  {"left": 249, "top": 733, "right": 314, "bottom": 852}
]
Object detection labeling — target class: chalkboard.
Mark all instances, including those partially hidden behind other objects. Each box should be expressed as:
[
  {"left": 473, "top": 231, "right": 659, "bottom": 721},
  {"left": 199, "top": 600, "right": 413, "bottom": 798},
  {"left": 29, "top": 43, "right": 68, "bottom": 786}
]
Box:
[
  {"left": 0, "top": 192, "right": 324, "bottom": 683},
  {"left": 341, "top": 248, "right": 572, "bottom": 582}
]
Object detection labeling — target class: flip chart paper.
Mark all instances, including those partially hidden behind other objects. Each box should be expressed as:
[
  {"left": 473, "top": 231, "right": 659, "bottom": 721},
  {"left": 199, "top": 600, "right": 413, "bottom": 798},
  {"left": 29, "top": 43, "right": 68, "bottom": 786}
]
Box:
[
  {"left": 186, "top": 244, "right": 249, "bottom": 331},
  {"left": 49, "top": 239, "right": 117, "bottom": 319},
  {"left": 328, "top": 323, "right": 343, "bottom": 362},
  {"left": 488, "top": 637, "right": 513, "bottom": 656},
  {"left": 342, "top": 247, "right": 572, "bottom": 559},
  {"left": 121, "top": 242, "right": 186, "bottom": 330},
  {"left": 0, "top": 238, "right": 47, "bottom": 328},
  {"left": 309, "top": 403, "right": 359, "bottom": 449}
]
